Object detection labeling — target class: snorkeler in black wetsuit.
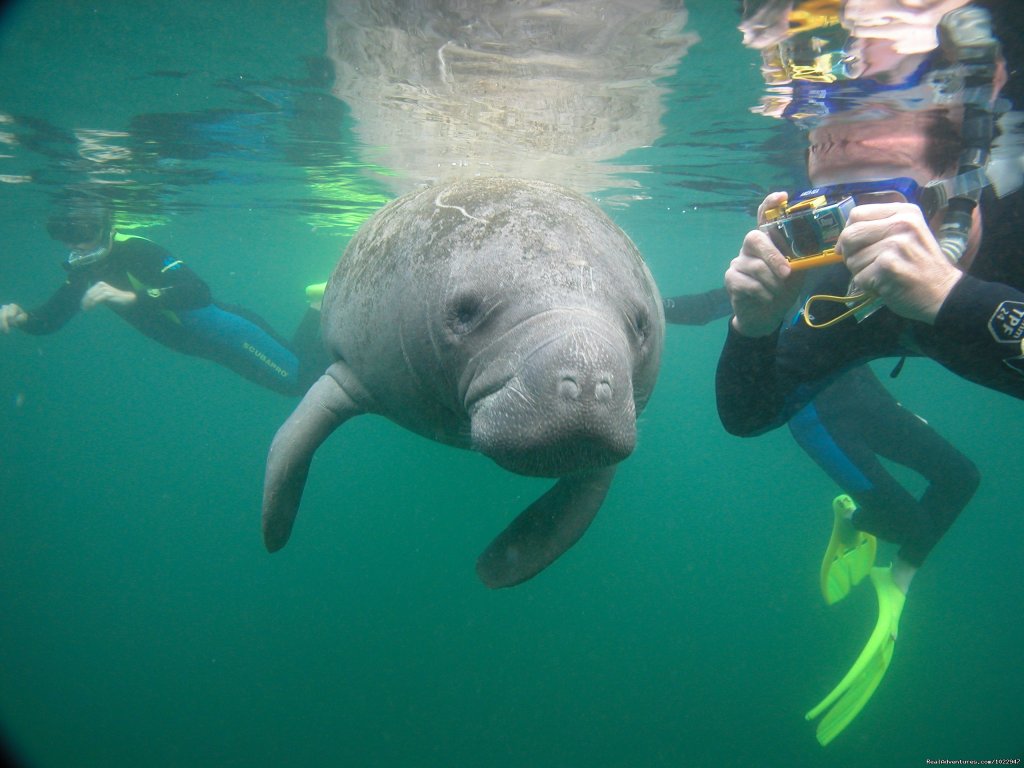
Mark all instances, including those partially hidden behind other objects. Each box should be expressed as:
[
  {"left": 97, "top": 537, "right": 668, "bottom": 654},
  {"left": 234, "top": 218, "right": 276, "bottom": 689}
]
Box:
[
  {"left": 664, "top": 287, "right": 981, "bottom": 570},
  {"left": 687, "top": 1, "right": 1021, "bottom": 747},
  {"left": 718, "top": 187, "right": 1024, "bottom": 580},
  {"left": 715, "top": 0, "right": 1024, "bottom": 603},
  {"left": 0, "top": 200, "right": 323, "bottom": 397}
]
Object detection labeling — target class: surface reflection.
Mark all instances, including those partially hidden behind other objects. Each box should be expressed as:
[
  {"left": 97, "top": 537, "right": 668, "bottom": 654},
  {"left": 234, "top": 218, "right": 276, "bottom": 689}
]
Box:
[{"left": 326, "top": 0, "right": 698, "bottom": 195}]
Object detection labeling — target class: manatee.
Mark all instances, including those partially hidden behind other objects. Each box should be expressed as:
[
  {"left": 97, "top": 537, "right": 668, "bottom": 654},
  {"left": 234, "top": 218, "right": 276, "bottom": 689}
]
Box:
[{"left": 262, "top": 176, "right": 664, "bottom": 588}]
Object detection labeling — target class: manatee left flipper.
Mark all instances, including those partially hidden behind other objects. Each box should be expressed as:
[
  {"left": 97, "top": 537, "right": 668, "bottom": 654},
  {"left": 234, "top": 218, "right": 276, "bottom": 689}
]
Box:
[
  {"left": 262, "top": 364, "right": 365, "bottom": 552},
  {"left": 476, "top": 466, "right": 617, "bottom": 588}
]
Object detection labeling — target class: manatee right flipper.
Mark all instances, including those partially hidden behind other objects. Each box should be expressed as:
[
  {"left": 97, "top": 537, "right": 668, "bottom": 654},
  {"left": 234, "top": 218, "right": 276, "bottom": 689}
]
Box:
[
  {"left": 262, "top": 364, "right": 365, "bottom": 552},
  {"left": 476, "top": 466, "right": 616, "bottom": 589}
]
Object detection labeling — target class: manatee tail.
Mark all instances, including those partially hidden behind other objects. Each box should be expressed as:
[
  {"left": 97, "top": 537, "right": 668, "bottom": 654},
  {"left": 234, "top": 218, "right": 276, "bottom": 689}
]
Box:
[
  {"left": 262, "top": 367, "right": 362, "bottom": 552},
  {"left": 476, "top": 466, "right": 616, "bottom": 588}
]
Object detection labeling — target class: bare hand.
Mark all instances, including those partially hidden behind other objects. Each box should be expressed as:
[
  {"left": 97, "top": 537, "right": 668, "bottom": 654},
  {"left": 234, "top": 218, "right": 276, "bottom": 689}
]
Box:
[
  {"left": 81, "top": 282, "right": 138, "bottom": 311},
  {"left": 837, "top": 202, "right": 962, "bottom": 324},
  {"left": 0, "top": 303, "right": 28, "bottom": 333},
  {"left": 724, "top": 192, "right": 807, "bottom": 337}
]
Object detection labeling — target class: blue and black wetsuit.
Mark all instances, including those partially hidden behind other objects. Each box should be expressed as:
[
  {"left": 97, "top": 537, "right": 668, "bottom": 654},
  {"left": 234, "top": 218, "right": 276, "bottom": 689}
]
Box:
[
  {"left": 786, "top": 365, "right": 979, "bottom": 566},
  {"left": 21, "top": 234, "right": 320, "bottom": 396},
  {"left": 665, "top": 277, "right": 980, "bottom": 567},
  {"left": 714, "top": 189, "right": 1024, "bottom": 564}
]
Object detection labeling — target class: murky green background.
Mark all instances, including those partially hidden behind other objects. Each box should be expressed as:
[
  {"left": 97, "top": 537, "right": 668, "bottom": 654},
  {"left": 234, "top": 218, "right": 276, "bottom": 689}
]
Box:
[{"left": 1, "top": 2, "right": 1020, "bottom": 766}]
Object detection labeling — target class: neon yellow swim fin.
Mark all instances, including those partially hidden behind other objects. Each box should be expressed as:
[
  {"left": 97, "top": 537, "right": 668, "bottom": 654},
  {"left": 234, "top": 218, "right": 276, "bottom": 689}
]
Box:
[
  {"left": 305, "top": 282, "right": 327, "bottom": 310},
  {"left": 805, "top": 565, "right": 906, "bottom": 746},
  {"left": 820, "top": 494, "right": 877, "bottom": 605}
]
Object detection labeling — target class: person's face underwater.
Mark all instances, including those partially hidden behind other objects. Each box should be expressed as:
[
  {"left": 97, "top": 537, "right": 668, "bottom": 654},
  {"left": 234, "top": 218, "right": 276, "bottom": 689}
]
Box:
[
  {"left": 806, "top": 109, "right": 960, "bottom": 188},
  {"left": 806, "top": 108, "right": 985, "bottom": 266}
]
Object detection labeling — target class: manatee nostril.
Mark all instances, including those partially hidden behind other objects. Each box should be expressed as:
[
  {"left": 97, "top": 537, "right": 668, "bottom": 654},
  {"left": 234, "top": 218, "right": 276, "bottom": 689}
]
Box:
[
  {"left": 595, "top": 379, "right": 613, "bottom": 402},
  {"left": 558, "top": 377, "right": 580, "bottom": 399}
]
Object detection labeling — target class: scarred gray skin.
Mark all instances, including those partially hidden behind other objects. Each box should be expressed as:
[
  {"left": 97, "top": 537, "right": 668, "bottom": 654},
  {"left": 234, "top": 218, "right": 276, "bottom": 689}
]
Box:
[{"left": 262, "top": 177, "right": 664, "bottom": 588}]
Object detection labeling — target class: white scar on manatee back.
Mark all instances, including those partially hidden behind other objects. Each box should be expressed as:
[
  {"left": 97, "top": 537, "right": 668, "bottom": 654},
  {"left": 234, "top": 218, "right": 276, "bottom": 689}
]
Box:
[{"left": 434, "top": 191, "right": 490, "bottom": 224}]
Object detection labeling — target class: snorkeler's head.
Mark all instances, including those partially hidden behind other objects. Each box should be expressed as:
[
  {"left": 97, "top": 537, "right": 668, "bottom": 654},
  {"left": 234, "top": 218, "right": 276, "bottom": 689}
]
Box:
[
  {"left": 46, "top": 199, "right": 112, "bottom": 245},
  {"left": 46, "top": 197, "right": 114, "bottom": 268}
]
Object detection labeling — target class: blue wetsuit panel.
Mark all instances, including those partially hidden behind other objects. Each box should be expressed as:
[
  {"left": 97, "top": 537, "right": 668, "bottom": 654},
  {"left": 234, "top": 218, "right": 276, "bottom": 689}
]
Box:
[
  {"left": 177, "top": 304, "right": 301, "bottom": 394},
  {"left": 788, "top": 401, "right": 873, "bottom": 493}
]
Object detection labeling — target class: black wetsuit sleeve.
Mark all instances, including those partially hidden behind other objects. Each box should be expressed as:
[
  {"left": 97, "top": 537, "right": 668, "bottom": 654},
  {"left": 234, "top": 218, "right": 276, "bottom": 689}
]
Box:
[
  {"left": 930, "top": 273, "right": 1024, "bottom": 398},
  {"left": 715, "top": 322, "right": 787, "bottom": 436},
  {"left": 118, "top": 237, "right": 212, "bottom": 311},
  {"left": 662, "top": 287, "right": 732, "bottom": 325},
  {"left": 20, "top": 275, "right": 89, "bottom": 335}
]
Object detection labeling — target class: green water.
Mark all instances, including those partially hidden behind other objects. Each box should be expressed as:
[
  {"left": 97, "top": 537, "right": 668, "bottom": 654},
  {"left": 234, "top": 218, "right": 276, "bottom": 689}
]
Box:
[{"left": 1, "top": 2, "right": 1021, "bottom": 766}]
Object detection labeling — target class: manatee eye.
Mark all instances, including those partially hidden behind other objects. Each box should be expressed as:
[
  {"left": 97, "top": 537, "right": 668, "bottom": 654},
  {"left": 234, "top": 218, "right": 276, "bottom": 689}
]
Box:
[
  {"left": 632, "top": 308, "right": 651, "bottom": 344},
  {"left": 447, "top": 293, "right": 484, "bottom": 336}
]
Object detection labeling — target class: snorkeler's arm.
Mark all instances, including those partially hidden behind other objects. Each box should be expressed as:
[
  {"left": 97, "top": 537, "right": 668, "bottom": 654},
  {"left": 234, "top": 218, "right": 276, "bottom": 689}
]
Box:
[
  {"left": 119, "top": 237, "right": 212, "bottom": 310},
  {"left": 715, "top": 323, "right": 789, "bottom": 436},
  {"left": 931, "top": 273, "right": 1024, "bottom": 398},
  {"left": 19, "top": 277, "right": 90, "bottom": 335},
  {"left": 663, "top": 287, "right": 732, "bottom": 325}
]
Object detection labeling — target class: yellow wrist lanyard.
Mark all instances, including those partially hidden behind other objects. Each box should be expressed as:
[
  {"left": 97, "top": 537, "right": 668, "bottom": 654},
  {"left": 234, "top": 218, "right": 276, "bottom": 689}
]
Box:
[{"left": 801, "top": 290, "right": 880, "bottom": 329}]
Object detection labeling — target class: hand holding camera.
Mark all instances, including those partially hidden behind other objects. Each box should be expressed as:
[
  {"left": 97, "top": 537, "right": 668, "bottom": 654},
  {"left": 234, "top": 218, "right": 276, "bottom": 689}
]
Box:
[
  {"left": 725, "top": 184, "right": 968, "bottom": 336},
  {"left": 724, "top": 191, "right": 809, "bottom": 338},
  {"left": 837, "top": 202, "right": 964, "bottom": 324}
]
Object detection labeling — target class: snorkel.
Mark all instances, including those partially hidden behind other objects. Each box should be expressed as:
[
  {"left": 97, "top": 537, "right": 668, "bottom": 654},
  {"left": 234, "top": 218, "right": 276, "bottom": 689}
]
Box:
[{"left": 934, "top": 5, "right": 1002, "bottom": 264}]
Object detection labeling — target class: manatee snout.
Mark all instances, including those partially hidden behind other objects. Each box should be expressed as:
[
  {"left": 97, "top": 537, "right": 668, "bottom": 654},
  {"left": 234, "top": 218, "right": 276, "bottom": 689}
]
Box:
[{"left": 470, "top": 322, "right": 637, "bottom": 477}]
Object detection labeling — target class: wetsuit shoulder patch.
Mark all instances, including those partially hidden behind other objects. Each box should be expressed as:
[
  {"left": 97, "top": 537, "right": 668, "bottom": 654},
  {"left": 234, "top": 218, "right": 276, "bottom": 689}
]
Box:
[{"left": 988, "top": 301, "right": 1024, "bottom": 344}]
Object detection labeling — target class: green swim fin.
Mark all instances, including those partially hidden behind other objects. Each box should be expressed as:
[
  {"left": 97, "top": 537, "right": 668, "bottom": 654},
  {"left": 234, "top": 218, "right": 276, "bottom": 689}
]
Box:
[
  {"left": 305, "top": 282, "right": 327, "bottom": 310},
  {"left": 805, "top": 565, "right": 906, "bottom": 746},
  {"left": 820, "top": 494, "right": 877, "bottom": 605}
]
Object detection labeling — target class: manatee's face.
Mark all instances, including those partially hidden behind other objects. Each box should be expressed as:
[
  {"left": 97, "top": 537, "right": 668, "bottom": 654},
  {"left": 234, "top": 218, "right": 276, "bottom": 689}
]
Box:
[{"left": 436, "top": 237, "right": 663, "bottom": 478}]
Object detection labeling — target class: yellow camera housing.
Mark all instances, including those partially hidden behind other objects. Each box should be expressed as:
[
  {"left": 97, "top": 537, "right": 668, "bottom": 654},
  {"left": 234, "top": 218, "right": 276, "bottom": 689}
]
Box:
[{"left": 760, "top": 195, "right": 853, "bottom": 270}]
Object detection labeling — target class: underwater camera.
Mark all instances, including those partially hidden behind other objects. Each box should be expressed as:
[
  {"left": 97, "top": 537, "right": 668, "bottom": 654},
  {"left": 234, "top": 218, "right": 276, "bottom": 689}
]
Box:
[{"left": 759, "top": 194, "right": 854, "bottom": 270}]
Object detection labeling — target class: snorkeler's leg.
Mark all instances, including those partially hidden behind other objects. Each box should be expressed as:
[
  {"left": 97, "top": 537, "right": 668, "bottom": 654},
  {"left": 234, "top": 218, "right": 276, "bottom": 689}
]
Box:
[
  {"left": 796, "top": 367, "right": 961, "bottom": 561},
  {"left": 891, "top": 555, "right": 917, "bottom": 594},
  {"left": 852, "top": 385, "right": 980, "bottom": 567},
  {"left": 177, "top": 304, "right": 305, "bottom": 395},
  {"left": 789, "top": 370, "right": 922, "bottom": 599}
]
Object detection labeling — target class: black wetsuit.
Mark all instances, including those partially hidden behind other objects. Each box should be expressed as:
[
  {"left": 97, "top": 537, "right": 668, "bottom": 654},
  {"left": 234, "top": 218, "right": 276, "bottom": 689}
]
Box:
[
  {"left": 666, "top": 271, "right": 981, "bottom": 567},
  {"left": 663, "top": 288, "right": 733, "bottom": 325},
  {"left": 22, "top": 234, "right": 319, "bottom": 396},
  {"left": 786, "top": 365, "right": 979, "bottom": 566},
  {"left": 713, "top": 189, "right": 1024, "bottom": 564}
]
